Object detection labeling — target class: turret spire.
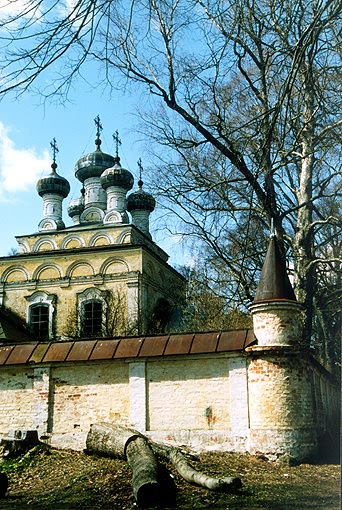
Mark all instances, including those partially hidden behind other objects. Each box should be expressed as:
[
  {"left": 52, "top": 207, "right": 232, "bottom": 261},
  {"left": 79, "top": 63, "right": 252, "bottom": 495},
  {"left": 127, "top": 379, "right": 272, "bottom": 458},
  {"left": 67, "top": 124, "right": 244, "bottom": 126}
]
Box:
[{"left": 254, "top": 236, "right": 296, "bottom": 303}]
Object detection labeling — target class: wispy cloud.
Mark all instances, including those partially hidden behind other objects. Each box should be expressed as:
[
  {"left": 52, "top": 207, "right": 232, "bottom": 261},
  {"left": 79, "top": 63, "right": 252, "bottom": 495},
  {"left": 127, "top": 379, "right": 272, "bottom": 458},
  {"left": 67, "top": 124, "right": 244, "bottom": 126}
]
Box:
[
  {"left": 0, "top": 121, "right": 50, "bottom": 201},
  {"left": 0, "top": 0, "right": 42, "bottom": 22}
]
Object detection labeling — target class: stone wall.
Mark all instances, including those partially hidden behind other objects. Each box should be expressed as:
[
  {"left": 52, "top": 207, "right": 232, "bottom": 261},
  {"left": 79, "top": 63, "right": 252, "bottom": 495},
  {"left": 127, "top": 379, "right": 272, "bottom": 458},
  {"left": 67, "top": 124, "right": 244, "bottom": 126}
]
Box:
[
  {"left": 0, "top": 353, "right": 249, "bottom": 452},
  {"left": 0, "top": 350, "right": 339, "bottom": 459}
]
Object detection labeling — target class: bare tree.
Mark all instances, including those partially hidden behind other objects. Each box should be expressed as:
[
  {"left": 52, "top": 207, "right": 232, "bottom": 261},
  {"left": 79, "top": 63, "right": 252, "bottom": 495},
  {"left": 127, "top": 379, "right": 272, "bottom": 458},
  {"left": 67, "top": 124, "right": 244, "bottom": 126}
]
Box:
[{"left": 0, "top": 0, "right": 341, "bottom": 370}]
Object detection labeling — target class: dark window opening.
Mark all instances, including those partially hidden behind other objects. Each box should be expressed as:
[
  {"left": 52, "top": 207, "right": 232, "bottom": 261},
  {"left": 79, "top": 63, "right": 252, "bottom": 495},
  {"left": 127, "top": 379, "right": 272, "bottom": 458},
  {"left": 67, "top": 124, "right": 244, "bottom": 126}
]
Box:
[
  {"left": 30, "top": 304, "right": 49, "bottom": 339},
  {"left": 81, "top": 301, "right": 103, "bottom": 337}
]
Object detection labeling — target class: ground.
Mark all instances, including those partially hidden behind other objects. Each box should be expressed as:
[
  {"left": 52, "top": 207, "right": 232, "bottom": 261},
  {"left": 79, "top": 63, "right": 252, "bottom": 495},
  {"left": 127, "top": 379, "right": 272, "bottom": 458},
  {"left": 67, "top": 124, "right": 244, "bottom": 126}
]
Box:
[{"left": 0, "top": 447, "right": 339, "bottom": 509}]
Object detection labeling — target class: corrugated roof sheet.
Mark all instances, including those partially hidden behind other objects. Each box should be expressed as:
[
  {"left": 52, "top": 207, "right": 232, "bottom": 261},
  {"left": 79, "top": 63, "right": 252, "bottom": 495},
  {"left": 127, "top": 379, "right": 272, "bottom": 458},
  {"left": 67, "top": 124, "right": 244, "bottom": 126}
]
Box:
[{"left": 0, "top": 329, "right": 255, "bottom": 366}]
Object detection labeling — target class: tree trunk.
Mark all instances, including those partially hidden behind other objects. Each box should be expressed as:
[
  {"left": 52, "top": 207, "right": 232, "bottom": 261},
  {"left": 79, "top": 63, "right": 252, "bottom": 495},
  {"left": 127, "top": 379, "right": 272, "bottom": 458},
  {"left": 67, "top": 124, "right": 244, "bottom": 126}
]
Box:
[
  {"left": 86, "top": 423, "right": 164, "bottom": 508},
  {"left": 86, "top": 422, "right": 242, "bottom": 506},
  {"left": 168, "top": 448, "right": 242, "bottom": 491}
]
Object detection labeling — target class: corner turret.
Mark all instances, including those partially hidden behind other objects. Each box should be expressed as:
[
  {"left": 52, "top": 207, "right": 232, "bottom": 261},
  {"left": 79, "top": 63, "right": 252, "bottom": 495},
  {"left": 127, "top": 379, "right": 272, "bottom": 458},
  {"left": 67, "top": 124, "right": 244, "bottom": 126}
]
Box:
[
  {"left": 249, "top": 235, "right": 303, "bottom": 348},
  {"left": 247, "top": 232, "right": 317, "bottom": 462}
]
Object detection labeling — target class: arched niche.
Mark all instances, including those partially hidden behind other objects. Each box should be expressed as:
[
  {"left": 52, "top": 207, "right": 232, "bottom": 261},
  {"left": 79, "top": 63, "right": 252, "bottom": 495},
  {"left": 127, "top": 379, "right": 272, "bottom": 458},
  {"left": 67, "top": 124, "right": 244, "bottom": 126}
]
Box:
[
  {"left": 61, "top": 235, "right": 85, "bottom": 250},
  {"left": 89, "top": 233, "right": 112, "bottom": 247},
  {"left": 67, "top": 261, "right": 95, "bottom": 278},
  {"left": 1, "top": 266, "right": 29, "bottom": 283},
  {"left": 32, "top": 238, "right": 57, "bottom": 252},
  {"left": 33, "top": 264, "right": 62, "bottom": 281},
  {"left": 100, "top": 257, "right": 130, "bottom": 275}
]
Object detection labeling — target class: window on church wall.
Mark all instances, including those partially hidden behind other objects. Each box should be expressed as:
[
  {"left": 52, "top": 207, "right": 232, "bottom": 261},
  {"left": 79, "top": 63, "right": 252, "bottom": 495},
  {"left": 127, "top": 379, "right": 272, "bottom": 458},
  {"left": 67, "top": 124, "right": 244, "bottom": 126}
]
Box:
[
  {"left": 25, "top": 291, "right": 56, "bottom": 340},
  {"left": 30, "top": 304, "right": 49, "bottom": 339},
  {"left": 77, "top": 288, "right": 108, "bottom": 338},
  {"left": 81, "top": 300, "right": 103, "bottom": 337}
]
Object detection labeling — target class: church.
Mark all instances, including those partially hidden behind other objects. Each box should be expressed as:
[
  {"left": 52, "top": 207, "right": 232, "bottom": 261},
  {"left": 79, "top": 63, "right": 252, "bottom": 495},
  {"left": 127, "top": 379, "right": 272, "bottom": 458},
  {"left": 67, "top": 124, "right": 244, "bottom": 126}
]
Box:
[
  {"left": 0, "top": 119, "right": 185, "bottom": 341},
  {"left": 0, "top": 119, "right": 339, "bottom": 463}
]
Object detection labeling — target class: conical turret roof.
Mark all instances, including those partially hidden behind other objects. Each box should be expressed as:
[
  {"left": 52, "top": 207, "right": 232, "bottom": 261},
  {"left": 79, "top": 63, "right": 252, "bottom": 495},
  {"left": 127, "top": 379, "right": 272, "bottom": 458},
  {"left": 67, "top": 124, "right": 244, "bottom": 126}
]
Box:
[{"left": 253, "top": 236, "right": 296, "bottom": 302}]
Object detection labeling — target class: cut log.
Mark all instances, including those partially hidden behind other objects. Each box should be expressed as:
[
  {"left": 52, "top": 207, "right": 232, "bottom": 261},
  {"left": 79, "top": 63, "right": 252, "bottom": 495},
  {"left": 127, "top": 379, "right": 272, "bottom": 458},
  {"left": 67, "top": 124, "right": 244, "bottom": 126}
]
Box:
[
  {"left": 86, "top": 422, "right": 242, "bottom": 506},
  {"left": 168, "top": 448, "right": 242, "bottom": 491},
  {"left": 86, "top": 422, "right": 141, "bottom": 459},
  {"left": 86, "top": 423, "right": 166, "bottom": 508},
  {"left": 126, "top": 436, "right": 161, "bottom": 507}
]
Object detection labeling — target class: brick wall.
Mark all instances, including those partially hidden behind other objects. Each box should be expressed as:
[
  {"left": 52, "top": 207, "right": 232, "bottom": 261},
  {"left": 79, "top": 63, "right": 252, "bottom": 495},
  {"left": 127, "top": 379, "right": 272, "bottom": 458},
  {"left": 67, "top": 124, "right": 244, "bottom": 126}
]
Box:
[
  {"left": 0, "top": 351, "right": 339, "bottom": 459},
  {"left": 247, "top": 350, "right": 318, "bottom": 461}
]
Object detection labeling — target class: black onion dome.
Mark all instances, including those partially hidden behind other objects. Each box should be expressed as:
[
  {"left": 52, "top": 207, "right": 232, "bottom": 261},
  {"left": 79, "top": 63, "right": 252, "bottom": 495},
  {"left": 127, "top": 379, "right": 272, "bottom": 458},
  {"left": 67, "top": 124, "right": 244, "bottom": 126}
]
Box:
[
  {"left": 75, "top": 142, "right": 115, "bottom": 183},
  {"left": 36, "top": 163, "right": 70, "bottom": 198},
  {"left": 127, "top": 179, "right": 156, "bottom": 212},
  {"left": 67, "top": 196, "right": 84, "bottom": 218},
  {"left": 100, "top": 156, "right": 134, "bottom": 191}
]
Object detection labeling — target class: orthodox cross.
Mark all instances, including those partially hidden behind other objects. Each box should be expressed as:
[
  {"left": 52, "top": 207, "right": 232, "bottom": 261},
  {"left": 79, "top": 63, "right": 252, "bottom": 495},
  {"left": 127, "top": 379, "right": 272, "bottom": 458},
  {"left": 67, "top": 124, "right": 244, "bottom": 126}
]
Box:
[
  {"left": 94, "top": 115, "right": 103, "bottom": 149},
  {"left": 113, "top": 130, "right": 122, "bottom": 158},
  {"left": 137, "top": 158, "right": 144, "bottom": 187},
  {"left": 50, "top": 138, "right": 59, "bottom": 170}
]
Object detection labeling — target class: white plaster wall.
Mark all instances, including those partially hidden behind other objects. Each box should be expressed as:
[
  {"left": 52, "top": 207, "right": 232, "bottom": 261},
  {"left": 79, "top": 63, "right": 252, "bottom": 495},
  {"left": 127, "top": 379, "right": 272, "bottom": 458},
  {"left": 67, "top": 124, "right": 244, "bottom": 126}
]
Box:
[
  {"left": 146, "top": 357, "right": 231, "bottom": 431},
  {"left": 0, "top": 368, "right": 34, "bottom": 434}
]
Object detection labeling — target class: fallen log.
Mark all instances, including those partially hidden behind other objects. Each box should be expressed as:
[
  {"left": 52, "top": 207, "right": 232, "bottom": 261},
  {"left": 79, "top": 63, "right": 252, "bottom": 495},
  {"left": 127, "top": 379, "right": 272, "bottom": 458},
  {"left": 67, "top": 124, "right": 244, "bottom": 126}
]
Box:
[
  {"left": 168, "top": 448, "right": 242, "bottom": 491},
  {"left": 86, "top": 422, "right": 242, "bottom": 507},
  {"left": 86, "top": 423, "right": 164, "bottom": 507}
]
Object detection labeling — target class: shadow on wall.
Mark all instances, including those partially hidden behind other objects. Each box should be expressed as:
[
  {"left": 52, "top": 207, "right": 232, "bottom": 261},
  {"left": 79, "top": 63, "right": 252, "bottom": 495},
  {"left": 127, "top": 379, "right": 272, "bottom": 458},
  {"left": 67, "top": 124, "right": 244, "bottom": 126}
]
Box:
[{"left": 317, "top": 411, "right": 340, "bottom": 464}]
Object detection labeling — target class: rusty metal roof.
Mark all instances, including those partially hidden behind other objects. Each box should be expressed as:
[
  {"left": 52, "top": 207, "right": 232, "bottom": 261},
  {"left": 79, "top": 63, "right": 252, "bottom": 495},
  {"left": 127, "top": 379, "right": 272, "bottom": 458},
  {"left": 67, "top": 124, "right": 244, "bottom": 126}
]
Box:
[{"left": 0, "top": 329, "right": 255, "bottom": 366}]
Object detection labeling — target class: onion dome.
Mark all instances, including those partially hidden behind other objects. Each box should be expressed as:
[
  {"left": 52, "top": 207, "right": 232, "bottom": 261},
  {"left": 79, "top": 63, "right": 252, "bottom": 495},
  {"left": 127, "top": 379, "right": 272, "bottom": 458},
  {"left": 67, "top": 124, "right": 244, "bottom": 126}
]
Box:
[
  {"left": 67, "top": 188, "right": 85, "bottom": 220},
  {"left": 36, "top": 161, "right": 70, "bottom": 198},
  {"left": 127, "top": 177, "right": 155, "bottom": 213},
  {"left": 75, "top": 121, "right": 115, "bottom": 183},
  {"left": 100, "top": 155, "right": 134, "bottom": 191}
]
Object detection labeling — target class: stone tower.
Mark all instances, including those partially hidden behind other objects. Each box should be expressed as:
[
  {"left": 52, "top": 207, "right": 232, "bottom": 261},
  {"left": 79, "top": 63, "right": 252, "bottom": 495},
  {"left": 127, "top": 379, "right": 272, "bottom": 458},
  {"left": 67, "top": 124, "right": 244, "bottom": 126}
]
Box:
[{"left": 247, "top": 235, "right": 317, "bottom": 462}]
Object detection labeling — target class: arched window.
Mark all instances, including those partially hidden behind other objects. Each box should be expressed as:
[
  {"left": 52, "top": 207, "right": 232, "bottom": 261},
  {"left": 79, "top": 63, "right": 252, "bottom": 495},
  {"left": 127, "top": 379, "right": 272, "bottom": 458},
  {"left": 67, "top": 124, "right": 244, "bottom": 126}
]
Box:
[
  {"left": 30, "top": 303, "right": 50, "bottom": 339},
  {"left": 81, "top": 300, "right": 103, "bottom": 337},
  {"left": 26, "top": 291, "right": 56, "bottom": 340},
  {"left": 77, "top": 288, "right": 108, "bottom": 338}
]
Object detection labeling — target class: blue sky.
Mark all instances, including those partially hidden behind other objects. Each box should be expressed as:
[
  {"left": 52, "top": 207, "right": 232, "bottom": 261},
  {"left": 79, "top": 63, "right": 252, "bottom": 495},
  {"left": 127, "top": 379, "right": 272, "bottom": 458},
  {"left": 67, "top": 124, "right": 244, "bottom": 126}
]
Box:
[{"left": 0, "top": 81, "right": 187, "bottom": 265}]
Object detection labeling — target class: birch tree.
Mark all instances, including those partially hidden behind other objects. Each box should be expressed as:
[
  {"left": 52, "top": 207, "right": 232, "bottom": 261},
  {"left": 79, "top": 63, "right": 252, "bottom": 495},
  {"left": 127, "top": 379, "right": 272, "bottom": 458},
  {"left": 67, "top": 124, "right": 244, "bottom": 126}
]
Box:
[{"left": 0, "top": 0, "right": 341, "bottom": 369}]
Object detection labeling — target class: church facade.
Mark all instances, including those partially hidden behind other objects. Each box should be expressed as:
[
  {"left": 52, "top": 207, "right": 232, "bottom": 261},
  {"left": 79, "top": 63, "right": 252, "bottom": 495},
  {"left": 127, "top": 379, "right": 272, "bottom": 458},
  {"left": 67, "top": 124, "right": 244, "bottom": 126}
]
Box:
[
  {"left": 0, "top": 122, "right": 339, "bottom": 463},
  {"left": 0, "top": 124, "right": 184, "bottom": 341}
]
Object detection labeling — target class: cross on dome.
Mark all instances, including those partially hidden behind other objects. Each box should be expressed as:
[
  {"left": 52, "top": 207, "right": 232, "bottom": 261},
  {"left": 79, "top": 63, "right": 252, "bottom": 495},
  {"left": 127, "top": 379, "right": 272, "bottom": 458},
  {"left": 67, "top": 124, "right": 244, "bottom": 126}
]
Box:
[
  {"left": 137, "top": 158, "right": 144, "bottom": 188},
  {"left": 113, "top": 130, "right": 122, "bottom": 158},
  {"left": 50, "top": 138, "right": 59, "bottom": 171},
  {"left": 94, "top": 115, "right": 103, "bottom": 149}
]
